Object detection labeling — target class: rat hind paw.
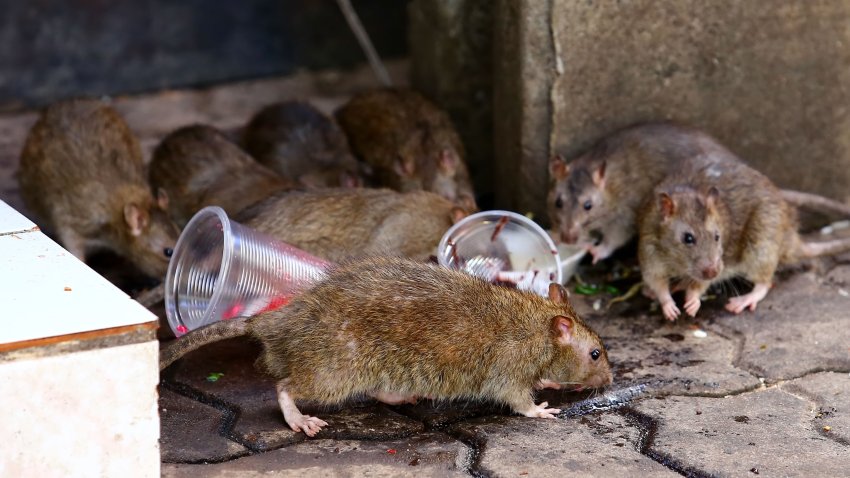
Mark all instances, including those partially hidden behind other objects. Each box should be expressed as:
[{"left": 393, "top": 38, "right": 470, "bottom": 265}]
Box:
[
  {"left": 288, "top": 415, "right": 328, "bottom": 437},
  {"left": 522, "top": 401, "right": 562, "bottom": 419},
  {"left": 725, "top": 283, "right": 770, "bottom": 314}
]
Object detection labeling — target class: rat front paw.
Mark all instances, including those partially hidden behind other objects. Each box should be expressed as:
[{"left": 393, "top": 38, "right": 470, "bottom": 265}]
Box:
[
  {"left": 534, "top": 379, "right": 562, "bottom": 390},
  {"left": 661, "top": 301, "right": 681, "bottom": 321},
  {"left": 522, "top": 401, "right": 562, "bottom": 419},
  {"left": 683, "top": 296, "right": 701, "bottom": 317}
]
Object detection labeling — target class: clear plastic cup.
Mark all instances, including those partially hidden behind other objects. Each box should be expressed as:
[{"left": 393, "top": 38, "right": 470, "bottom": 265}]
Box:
[
  {"left": 437, "top": 210, "right": 562, "bottom": 296},
  {"left": 164, "top": 206, "right": 331, "bottom": 337}
]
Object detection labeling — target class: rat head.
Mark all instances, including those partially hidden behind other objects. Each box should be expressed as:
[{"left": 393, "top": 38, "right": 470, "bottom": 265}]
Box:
[
  {"left": 655, "top": 186, "right": 725, "bottom": 281},
  {"left": 548, "top": 155, "right": 608, "bottom": 246},
  {"left": 394, "top": 131, "right": 477, "bottom": 211},
  {"left": 122, "top": 188, "right": 180, "bottom": 278},
  {"left": 542, "top": 283, "right": 613, "bottom": 390}
]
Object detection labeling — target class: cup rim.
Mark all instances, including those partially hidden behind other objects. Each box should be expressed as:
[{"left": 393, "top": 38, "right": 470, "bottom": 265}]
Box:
[
  {"left": 165, "top": 205, "right": 234, "bottom": 337},
  {"left": 437, "top": 209, "right": 563, "bottom": 284}
]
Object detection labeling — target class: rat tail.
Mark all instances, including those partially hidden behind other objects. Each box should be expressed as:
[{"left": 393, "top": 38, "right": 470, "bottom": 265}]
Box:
[
  {"left": 781, "top": 190, "right": 850, "bottom": 217},
  {"left": 159, "top": 318, "right": 250, "bottom": 370},
  {"left": 797, "top": 237, "right": 850, "bottom": 259}
]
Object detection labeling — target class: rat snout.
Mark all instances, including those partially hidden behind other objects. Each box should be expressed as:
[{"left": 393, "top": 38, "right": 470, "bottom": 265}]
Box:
[
  {"left": 584, "top": 369, "right": 613, "bottom": 389},
  {"left": 699, "top": 258, "right": 723, "bottom": 280},
  {"left": 701, "top": 265, "right": 719, "bottom": 280},
  {"left": 561, "top": 227, "right": 578, "bottom": 244}
]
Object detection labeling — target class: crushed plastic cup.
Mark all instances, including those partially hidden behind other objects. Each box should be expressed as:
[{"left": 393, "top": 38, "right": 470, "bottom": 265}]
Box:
[
  {"left": 164, "top": 206, "right": 332, "bottom": 337},
  {"left": 437, "top": 210, "right": 563, "bottom": 296}
]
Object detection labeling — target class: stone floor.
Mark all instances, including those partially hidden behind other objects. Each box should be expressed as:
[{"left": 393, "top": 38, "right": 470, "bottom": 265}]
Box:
[
  {"left": 156, "top": 249, "right": 850, "bottom": 477},
  {"left": 2, "top": 63, "right": 848, "bottom": 477}
]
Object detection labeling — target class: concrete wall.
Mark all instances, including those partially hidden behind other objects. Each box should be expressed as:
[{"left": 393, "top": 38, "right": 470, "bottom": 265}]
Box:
[{"left": 414, "top": 0, "right": 850, "bottom": 223}]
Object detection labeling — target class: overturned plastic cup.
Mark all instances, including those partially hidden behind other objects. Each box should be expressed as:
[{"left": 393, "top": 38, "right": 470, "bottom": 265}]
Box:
[
  {"left": 437, "top": 210, "right": 562, "bottom": 296},
  {"left": 164, "top": 206, "right": 332, "bottom": 337}
]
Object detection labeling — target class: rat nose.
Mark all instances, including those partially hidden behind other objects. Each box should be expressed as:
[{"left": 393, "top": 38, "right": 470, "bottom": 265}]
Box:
[
  {"left": 701, "top": 265, "right": 719, "bottom": 280},
  {"left": 562, "top": 229, "right": 578, "bottom": 244}
]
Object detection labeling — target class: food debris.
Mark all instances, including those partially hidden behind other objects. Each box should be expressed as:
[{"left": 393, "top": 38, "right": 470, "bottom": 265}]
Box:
[
  {"left": 823, "top": 426, "right": 832, "bottom": 432},
  {"left": 693, "top": 329, "right": 708, "bottom": 339},
  {"left": 592, "top": 299, "right": 602, "bottom": 311},
  {"left": 206, "top": 372, "right": 225, "bottom": 382},
  {"left": 839, "top": 289, "right": 849, "bottom": 298},
  {"left": 606, "top": 282, "right": 643, "bottom": 310},
  {"left": 759, "top": 344, "right": 768, "bottom": 350},
  {"left": 574, "top": 283, "right": 599, "bottom": 295},
  {"left": 386, "top": 449, "right": 397, "bottom": 455},
  {"left": 63, "top": 286, "right": 72, "bottom": 292}
]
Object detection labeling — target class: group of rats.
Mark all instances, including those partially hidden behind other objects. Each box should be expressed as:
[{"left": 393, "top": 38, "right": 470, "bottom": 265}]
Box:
[
  {"left": 548, "top": 122, "right": 850, "bottom": 321},
  {"left": 18, "top": 90, "right": 617, "bottom": 436},
  {"left": 18, "top": 90, "right": 850, "bottom": 437},
  {"left": 17, "top": 88, "right": 478, "bottom": 278}
]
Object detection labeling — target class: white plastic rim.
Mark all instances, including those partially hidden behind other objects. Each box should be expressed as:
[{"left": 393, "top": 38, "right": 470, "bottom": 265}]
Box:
[
  {"left": 437, "top": 209, "right": 563, "bottom": 290},
  {"left": 164, "top": 206, "right": 233, "bottom": 336}
]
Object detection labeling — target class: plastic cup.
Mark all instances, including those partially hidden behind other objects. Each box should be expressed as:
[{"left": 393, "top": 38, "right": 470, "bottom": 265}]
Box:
[
  {"left": 164, "top": 206, "right": 331, "bottom": 337},
  {"left": 437, "top": 210, "right": 562, "bottom": 296}
]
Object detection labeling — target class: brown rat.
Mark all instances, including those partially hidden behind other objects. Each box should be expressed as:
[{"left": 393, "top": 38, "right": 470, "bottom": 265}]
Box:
[
  {"left": 241, "top": 101, "right": 368, "bottom": 189},
  {"left": 235, "top": 188, "right": 468, "bottom": 262},
  {"left": 638, "top": 154, "right": 850, "bottom": 320},
  {"left": 549, "top": 122, "right": 850, "bottom": 263},
  {"left": 160, "top": 256, "right": 612, "bottom": 436},
  {"left": 335, "top": 88, "right": 477, "bottom": 211},
  {"left": 17, "top": 99, "right": 179, "bottom": 278},
  {"left": 149, "top": 124, "right": 294, "bottom": 227}
]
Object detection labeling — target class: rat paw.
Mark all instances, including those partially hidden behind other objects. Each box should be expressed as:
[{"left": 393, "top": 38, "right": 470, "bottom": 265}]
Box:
[
  {"left": 288, "top": 415, "right": 328, "bottom": 437},
  {"left": 661, "top": 301, "right": 681, "bottom": 321},
  {"left": 683, "top": 296, "right": 701, "bottom": 317},
  {"left": 522, "top": 401, "right": 562, "bottom": 419},
  {"left": 534, "top": 379, "right": 562, "bottom": 390}
]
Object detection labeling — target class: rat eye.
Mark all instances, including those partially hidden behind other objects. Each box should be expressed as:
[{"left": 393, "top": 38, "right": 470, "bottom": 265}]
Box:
[
  {"left": 164, "top": 247, "right": 174, "bottom": 258},
  {"left": 590, "top": 349, "right": 601, "bottom": 361},
  {"left": 715, "top": 232, "right": 720, "bottom": 242},
  {"left": 682, "top": 232, "right": 695, "bottom": 245},
  {"left": 555, "top": 195, "right": 564, "bottom": 209},
  {"left": 583, "top": 200, "right": 593, "bottom": 211}
]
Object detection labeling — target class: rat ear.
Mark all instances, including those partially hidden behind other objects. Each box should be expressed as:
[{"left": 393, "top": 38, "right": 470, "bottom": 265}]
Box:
[
  {"left": 592, "top": 161, "right": 607, "bottom": 189},
  {"left": 550, "top": 315, "right": 574, "bottom": 345},
  {"left": 438, "top": 149, "right": 457, "bottom": 174},
  {"left": 450, "top": 206, "right": 469, "bottom": 224},
  {"left": 548, "top": 282, "right": 570, "bottom": 305},
  {"left": 156, "top": 187, "right": 169, "bottom": 210},
  {"left": 706, "top": 186, "right": 720, "bottom": 209},
  {"left": 393, "top": 157, "right": 415, "bottom": 177},
  {"left": 549, "top": 155, "right": 570, "bottom": 181},
  {"left": 457, "top": 193, "right": 477, "bottom": 213},
  {"left": 659, "top": 192, "right": 676, "bottom": 218},
  {"left": 339, "top": 170, "right": 362, "bottom": 188},
  {"left": 124, "top": 203, "right": 149, "bottom": 237}
]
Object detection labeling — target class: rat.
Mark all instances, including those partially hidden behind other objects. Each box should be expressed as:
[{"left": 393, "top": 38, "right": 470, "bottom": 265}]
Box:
[
  {"left": 549, "top": 122, "right": 850, "bottom": 264},
  {"left": 149, "top": 124, "right": 295, "bottom": 227},
  {"left": 637, "top": 154, "right": 850, "bottom": 320},
  {"left": 235, "top": 188, "right": 468, "bottom": 262},
  {"left": 159, "top": 256, "right": 613, "bottom": 436},
  {"left": 241, "top": 101, "right": 369, "bottom": 189},
  {"left": 17, "top": 98, "right": 179, "bottom": 278},
  {"left": 335, "top": 88, "right": 477, "bottom": 211}
]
